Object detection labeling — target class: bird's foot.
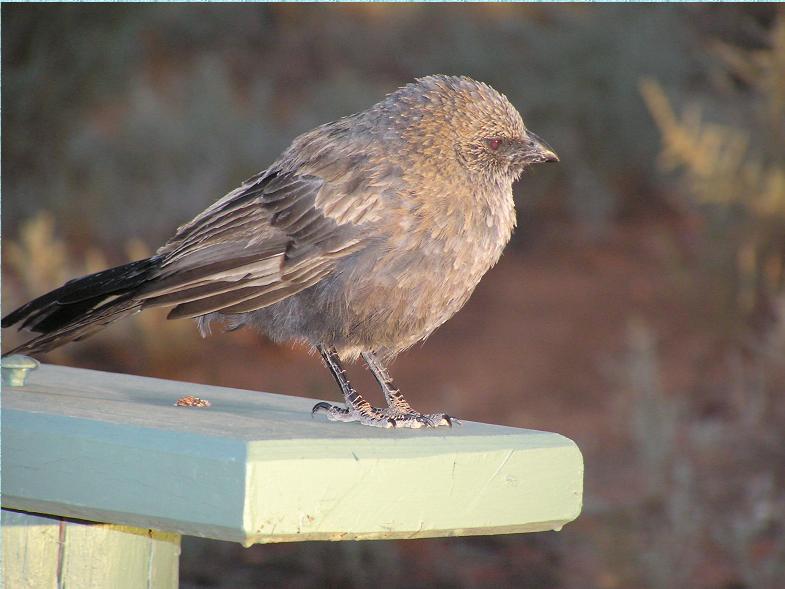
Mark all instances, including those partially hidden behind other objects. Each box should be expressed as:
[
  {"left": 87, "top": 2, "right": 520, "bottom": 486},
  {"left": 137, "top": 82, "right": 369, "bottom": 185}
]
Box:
[
  {"left": 311, "top": 401, "right": 395, "bottom": 428},
  {"left": 386, "top": 410, "right": 457, "bottom": 428},
  {"left": 312, "top": 402, "right": 457, "bottom": 429}
]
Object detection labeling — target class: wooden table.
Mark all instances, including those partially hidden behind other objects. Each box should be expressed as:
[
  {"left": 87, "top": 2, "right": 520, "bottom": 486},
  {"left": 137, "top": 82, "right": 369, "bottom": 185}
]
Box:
[{"left": 2, "top": 363, "right": 583, "bottom": 588}]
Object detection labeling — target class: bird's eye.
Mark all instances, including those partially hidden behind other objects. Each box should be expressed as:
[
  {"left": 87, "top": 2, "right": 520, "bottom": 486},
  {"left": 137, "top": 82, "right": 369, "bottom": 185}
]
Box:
[{"left": 486, "top": 138, "right": 502, "bottom": 151}]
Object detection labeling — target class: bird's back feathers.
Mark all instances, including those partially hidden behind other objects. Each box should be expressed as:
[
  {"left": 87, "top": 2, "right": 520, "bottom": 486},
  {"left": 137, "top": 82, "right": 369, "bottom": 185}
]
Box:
[{"left": 2, "top": 167, "right": 373, "bottom": 355}]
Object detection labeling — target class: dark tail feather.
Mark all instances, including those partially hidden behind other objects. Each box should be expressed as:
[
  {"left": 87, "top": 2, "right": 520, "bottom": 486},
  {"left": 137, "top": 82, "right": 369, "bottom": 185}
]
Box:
[{"left": 2, "top": 258, "right": 158, "bottom": 356}]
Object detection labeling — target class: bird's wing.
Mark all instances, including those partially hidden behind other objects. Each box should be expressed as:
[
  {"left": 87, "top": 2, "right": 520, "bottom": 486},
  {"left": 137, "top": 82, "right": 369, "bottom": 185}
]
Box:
[{"left": 138, "top": 170, "right": 375, "bottom": 320}]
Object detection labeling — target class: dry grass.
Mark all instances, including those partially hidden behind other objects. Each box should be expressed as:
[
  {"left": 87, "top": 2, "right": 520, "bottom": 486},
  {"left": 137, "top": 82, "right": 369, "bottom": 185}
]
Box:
[{"left": 641, "top": 12, "right": 785, "bottom": 324}]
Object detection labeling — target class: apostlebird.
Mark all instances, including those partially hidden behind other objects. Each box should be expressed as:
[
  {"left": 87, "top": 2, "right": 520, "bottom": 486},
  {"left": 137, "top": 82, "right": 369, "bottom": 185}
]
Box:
[{"left": 2, "top": 75, "right": 558, "bottom": 428}]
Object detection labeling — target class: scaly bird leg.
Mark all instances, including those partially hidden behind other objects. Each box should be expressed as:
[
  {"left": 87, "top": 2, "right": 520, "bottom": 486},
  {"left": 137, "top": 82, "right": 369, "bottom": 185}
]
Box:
[
  {"left": 312, "top": 346, "right": 396, "bottom": 428},
  {"left": 362, "top": 351, "right": 455, "bottom": 428},
  {"left": 311, "top": 347, "right": 455, "bottom": 428}
]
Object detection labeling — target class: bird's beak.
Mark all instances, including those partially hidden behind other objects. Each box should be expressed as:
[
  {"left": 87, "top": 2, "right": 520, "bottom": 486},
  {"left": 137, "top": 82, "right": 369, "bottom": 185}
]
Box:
[{"left": 520, "top": 131, "right": 559, "bottom": 164}]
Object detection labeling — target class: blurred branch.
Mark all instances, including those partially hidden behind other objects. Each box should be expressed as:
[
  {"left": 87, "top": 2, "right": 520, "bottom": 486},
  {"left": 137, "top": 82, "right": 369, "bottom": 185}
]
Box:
[{"left": 639, "top": 12, "right": 785, "bottom": 322}]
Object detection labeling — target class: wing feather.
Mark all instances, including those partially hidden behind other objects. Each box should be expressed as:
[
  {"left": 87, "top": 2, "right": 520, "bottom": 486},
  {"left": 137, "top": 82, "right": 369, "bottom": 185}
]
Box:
[{"left": 139, "top": 164, "right": 377, "bottom": 321}]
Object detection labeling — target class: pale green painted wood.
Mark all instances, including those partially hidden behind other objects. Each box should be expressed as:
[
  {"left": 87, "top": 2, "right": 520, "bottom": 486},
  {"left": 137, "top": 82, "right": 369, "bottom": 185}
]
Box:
[
  {"left": 2, "top": 363, "right": 583, "bottom": 545},
  {"left": 1, "top": 509, "right": 180, "bottom": 589},
  {"left": 2, "top": 510, "right": 60, "bottom": 588},
  {"left": 148, "top": 528, "right": 182, "bottom": 589},
  {"left": 60, "top": 521, "right": 179, "bottom": 589}
]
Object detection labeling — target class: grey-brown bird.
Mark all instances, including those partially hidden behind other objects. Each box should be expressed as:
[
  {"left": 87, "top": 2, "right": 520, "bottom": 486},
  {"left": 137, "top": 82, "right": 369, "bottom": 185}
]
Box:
[{"left": 2, "top": 75, "right": 557, "bottom": 428}]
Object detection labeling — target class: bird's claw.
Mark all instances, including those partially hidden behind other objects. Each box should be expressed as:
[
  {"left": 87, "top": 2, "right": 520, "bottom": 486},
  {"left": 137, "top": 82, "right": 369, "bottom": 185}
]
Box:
[
  {"left": 311, "top": 401, "right": 395, "bottom": 428},
  {"left": 312, "top": 402, "right": 456, "bottom": 429},
  {"left": 311, "top": 401, "right": 333, "bottom": 415},
  {"left": 395, "top": 412, "right": 458, "bottom": 428}
]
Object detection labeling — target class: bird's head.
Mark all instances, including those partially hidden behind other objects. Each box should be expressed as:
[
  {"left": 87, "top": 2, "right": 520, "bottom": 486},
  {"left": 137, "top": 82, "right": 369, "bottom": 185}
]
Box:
[{"left": 379, "top": 75, "right": 558, "bottom": 184}]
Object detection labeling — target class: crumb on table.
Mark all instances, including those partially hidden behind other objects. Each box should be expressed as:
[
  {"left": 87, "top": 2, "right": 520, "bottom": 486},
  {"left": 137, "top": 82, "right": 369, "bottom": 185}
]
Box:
[{"left": 174, "top": 395, "right": 211, "bottom": 408}]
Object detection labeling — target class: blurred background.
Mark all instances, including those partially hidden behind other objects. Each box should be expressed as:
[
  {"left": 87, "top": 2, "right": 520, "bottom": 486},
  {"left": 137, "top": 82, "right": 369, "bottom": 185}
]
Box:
[{"left": 3, "top": 4, "right": 785, "bottom": 588}]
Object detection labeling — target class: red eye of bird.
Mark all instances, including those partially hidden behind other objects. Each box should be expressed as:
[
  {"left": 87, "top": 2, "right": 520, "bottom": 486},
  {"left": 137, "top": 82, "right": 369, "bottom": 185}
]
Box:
[{"left": 487, "top": 138, "right": 502, "bottom": 151}]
